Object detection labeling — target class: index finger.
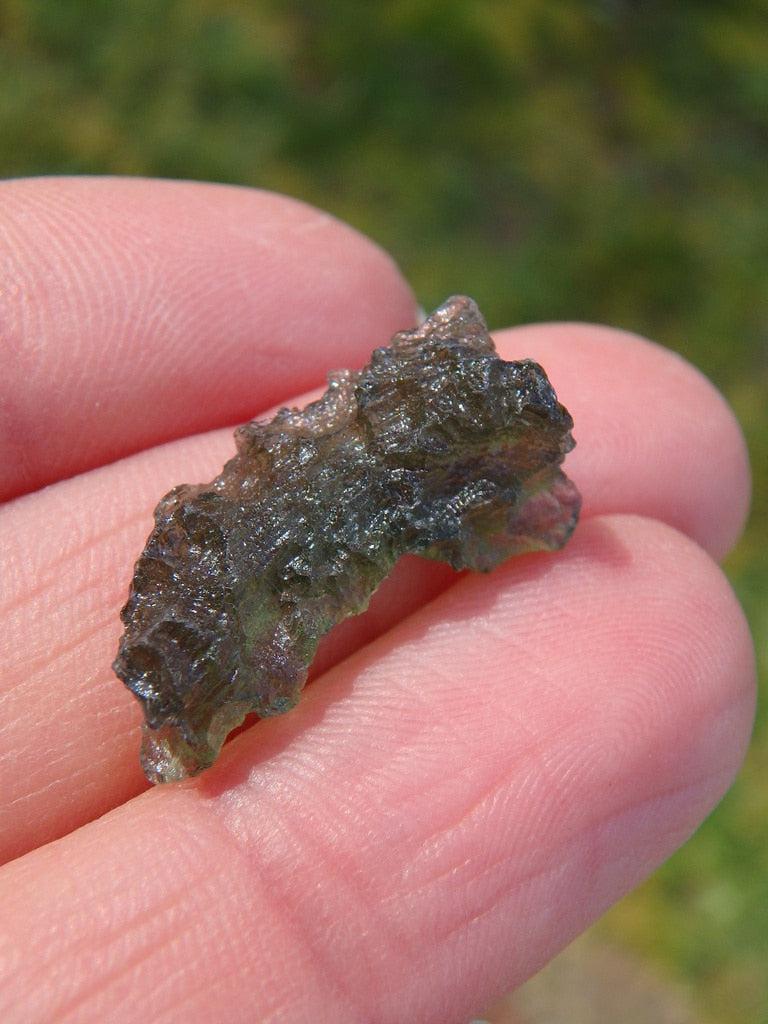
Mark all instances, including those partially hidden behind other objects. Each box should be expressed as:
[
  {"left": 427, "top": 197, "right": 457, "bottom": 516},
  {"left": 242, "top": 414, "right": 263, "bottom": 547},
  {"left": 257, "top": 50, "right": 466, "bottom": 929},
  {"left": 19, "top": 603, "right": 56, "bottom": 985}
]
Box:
[{"left": 0, "top": 176, "right": 416, "bottom": 501}]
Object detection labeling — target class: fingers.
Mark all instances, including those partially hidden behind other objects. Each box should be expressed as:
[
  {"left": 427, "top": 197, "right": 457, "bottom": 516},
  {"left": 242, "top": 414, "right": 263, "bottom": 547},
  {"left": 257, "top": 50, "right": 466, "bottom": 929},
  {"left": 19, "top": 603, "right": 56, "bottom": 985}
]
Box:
[
  {"left": 0, "top": 176, "right": 416, "bottom": 501},
  {"left": 0, "top": 321, "right": 751, "bottom": 863},
  {"left": 0, "top": 516, "right": 755, "bottom": 1024}
]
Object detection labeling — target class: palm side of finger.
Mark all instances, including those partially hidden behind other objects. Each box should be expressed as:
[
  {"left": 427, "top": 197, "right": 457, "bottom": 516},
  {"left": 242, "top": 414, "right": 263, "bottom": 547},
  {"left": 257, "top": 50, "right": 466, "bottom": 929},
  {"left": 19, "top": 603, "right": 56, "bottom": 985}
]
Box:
[{"left": 0, "top": 177, "right": 755, "bottom": 1024}]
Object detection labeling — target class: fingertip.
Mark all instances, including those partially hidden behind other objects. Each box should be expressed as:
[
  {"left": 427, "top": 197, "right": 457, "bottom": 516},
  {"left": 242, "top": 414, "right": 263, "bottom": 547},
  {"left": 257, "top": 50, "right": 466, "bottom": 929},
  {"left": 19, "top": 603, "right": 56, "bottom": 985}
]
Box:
[
  {"left": 0, "top": 176, "right": 417, "bottom": 499},
  {"left": 493, "top": 321, "right": 751, "bottom": 560},
  {"left": 573, "top": 515, "right": 756, "bottom": 806}
]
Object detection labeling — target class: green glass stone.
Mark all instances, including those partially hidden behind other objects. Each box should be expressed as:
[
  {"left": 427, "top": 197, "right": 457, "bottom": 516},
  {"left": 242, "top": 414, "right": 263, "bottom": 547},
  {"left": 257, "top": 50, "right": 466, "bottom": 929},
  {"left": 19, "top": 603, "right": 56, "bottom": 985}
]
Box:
[{"left": 114, "top": 296, "right": 580, "bottom": 783}]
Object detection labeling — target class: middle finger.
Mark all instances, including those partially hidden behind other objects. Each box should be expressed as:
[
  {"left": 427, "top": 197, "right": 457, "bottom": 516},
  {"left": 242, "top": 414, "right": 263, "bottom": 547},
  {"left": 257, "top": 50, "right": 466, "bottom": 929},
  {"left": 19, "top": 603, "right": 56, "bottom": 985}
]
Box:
[{"left": 0, "top": 322, "right": 749, "bottom": 863}]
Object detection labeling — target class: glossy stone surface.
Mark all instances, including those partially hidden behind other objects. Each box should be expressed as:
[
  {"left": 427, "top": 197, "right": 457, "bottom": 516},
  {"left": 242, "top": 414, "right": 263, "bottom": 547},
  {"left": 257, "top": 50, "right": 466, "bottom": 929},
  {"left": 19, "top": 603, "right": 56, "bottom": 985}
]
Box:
[{"left": 114, "top": 297, "right": 581, "bottom": 783}]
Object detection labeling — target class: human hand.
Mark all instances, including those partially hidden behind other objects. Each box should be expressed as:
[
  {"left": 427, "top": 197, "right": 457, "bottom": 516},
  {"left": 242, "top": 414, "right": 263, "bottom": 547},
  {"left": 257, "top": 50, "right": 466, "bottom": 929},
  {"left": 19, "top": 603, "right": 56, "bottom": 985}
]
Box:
[{"left": 0, "top": 178, "right": 755, "bottom": 1024}]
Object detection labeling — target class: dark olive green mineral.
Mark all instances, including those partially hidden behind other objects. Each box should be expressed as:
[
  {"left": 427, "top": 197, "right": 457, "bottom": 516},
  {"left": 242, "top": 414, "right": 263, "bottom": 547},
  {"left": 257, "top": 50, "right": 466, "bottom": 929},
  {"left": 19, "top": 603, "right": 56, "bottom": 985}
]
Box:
[{"left": 114, "top": 297, "right": 580, "bottom": 783}]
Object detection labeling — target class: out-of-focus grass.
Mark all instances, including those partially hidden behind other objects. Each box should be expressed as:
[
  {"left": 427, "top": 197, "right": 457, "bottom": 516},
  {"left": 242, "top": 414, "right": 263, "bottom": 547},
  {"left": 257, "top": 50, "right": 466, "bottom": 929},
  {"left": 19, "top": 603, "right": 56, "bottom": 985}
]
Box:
[{"left": 1, "top": 1, "right": 765, "bottom": 1020}]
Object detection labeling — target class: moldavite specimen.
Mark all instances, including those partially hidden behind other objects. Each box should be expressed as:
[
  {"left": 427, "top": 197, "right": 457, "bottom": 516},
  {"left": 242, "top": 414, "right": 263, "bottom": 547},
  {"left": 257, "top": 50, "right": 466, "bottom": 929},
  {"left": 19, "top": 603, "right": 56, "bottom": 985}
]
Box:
[{"left": 114, "top": 296, "right": 580, "bottom": 783}]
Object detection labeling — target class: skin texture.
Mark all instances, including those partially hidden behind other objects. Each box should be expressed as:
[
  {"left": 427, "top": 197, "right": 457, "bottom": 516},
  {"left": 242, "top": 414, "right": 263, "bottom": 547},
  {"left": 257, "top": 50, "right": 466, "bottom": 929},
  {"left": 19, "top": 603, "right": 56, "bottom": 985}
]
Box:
[{"left": 0, "top": 178, "right": 756, "bottom": 1024}]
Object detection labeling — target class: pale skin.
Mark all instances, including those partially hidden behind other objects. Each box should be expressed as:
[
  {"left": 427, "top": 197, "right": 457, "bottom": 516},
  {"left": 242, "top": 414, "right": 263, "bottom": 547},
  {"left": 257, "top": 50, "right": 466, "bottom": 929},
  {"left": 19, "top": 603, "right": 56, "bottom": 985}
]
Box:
[{"left": 0, "top": 177, "right": 756, "bottom": 1024}]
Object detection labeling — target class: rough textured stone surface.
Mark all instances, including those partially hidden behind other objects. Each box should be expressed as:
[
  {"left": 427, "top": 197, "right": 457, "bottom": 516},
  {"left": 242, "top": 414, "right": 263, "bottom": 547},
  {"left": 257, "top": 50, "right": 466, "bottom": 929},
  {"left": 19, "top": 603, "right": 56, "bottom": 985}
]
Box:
[{"left": 114, "top": 297, "right": 580, "bottom": 783}]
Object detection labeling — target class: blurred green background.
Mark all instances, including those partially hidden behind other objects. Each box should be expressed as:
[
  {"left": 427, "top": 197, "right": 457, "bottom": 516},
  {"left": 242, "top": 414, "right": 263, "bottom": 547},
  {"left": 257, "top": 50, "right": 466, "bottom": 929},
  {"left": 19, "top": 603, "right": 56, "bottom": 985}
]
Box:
[{"left": 1, "top": 1, "right": 765, "bottom": 1020}]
